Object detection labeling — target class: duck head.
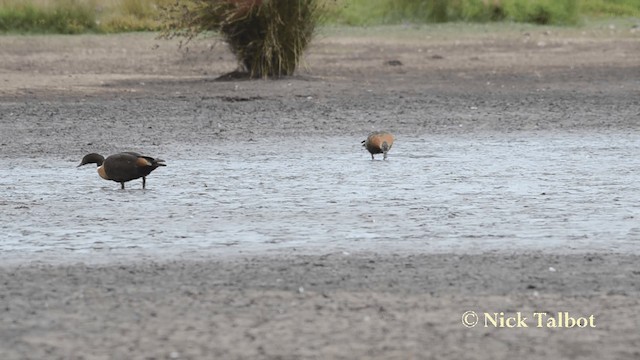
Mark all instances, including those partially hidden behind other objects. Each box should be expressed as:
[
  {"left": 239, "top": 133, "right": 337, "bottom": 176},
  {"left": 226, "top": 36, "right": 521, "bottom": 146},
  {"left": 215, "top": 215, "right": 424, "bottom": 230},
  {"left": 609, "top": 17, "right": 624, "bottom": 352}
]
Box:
[{"left": 78, "top": 153, "right": 105, "bottom": 167}]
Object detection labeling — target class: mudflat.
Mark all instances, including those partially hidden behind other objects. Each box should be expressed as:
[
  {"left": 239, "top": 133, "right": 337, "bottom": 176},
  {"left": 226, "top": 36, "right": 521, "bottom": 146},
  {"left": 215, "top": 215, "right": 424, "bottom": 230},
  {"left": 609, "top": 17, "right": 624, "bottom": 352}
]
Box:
[{"left": 1, "top": 23, "right": 639, "bottom": 359}]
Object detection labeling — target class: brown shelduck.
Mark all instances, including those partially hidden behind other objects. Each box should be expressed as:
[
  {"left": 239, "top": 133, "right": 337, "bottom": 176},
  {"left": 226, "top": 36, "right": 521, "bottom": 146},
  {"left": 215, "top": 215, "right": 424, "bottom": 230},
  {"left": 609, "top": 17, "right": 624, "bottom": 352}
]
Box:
[
  {"left": 362, "top": 131, "right": 394, "bottom": 160},
  {"left": 78, "top": 152, "right": 166, "bottom": 189}
]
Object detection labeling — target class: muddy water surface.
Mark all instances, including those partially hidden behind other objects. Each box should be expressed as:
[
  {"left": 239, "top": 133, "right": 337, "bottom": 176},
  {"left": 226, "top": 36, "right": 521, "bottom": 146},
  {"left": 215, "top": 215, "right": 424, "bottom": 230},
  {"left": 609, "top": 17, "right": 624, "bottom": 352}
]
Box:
[{"left": 1, "top": 132, "right": 639, "bottom": 265}]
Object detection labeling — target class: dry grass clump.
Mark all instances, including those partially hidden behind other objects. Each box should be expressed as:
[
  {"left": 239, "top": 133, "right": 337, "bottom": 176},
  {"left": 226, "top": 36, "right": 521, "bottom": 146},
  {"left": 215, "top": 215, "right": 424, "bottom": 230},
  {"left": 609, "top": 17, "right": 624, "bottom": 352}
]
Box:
[{"left": 161, "top": 0, "right": 323, "bottom": 78}]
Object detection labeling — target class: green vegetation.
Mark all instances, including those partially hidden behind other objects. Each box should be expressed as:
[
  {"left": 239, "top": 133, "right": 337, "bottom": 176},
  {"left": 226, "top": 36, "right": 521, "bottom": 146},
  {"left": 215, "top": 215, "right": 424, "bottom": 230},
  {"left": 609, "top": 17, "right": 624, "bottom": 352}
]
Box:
[
  {"left": 0, "top": 0, "right": 97, "bottom": 33},
  {"left": 581, "top": 0, "right": 640, "bottom": 17},
  {"left": 99, "top": 0, "right": 171, "bottom": 32},
  {"left": 0, "top": 0, "right": 170, "bottom": 33},
  {"left": 328, "top": 0, "right": 608, "bottom": 25},
  {"left": 0, "top": 0, "right": 638, "bottom": 34}
]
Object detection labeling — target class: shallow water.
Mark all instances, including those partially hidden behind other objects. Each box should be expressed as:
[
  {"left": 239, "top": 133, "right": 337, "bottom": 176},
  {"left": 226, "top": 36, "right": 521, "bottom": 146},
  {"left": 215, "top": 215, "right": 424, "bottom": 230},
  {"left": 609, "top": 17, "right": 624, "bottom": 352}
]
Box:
[{"left": 1, "top": 132, "right": 639, "bottom": 264}]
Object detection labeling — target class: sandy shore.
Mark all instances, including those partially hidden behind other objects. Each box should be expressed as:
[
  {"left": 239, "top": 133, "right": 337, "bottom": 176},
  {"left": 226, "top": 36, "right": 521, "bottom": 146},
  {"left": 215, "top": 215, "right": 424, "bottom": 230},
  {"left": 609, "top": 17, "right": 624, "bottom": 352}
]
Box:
[
  {"left": 1, "top": 23, "right": 640, "bottom": 359},
  {"left": 2, "top": 253, "right": 640, "bottom": 359}
]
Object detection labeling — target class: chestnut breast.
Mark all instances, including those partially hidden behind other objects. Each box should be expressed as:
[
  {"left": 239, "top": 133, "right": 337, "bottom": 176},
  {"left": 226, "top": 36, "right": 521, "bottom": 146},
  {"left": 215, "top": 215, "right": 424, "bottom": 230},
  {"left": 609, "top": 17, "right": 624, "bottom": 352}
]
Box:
[{"left": 365, "top": 132, "right": 394, "bottom": 154}]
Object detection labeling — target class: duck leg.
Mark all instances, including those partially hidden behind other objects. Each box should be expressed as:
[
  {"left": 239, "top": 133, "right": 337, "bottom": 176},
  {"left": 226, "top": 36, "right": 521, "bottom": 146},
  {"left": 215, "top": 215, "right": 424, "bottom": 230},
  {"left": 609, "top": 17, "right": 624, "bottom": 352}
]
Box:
[
  {"left": 142, "top": 177, "right": 146, "bottom": 189},
  {"left": 120, "top": 182, "right": 125, "bottom": 190}
]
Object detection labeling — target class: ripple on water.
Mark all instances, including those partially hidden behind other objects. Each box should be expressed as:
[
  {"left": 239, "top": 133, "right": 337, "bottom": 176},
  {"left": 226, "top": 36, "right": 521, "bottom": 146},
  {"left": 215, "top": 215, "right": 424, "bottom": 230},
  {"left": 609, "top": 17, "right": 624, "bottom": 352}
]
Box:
[{"left": 1, "top": 132, "right": 639, "bottom": 264}]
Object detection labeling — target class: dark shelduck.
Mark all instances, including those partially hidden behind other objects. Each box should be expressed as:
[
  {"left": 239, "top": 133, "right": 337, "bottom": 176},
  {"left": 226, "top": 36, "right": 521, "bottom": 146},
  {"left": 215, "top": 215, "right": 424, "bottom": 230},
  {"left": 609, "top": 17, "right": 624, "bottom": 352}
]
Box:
[
  {"left": 78, "top": 152, "right": 166, "bottom": 189},
  {"left": 361, "top": 131, "right": 394, "bottom": 160}
]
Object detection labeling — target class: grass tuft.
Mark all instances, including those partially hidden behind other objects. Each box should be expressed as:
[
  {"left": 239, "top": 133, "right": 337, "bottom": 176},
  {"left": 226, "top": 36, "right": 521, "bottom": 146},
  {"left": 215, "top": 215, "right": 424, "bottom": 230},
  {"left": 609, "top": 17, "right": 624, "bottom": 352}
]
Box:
[{"left": 161, "top": 0, "right": 323, "bottom": 78}]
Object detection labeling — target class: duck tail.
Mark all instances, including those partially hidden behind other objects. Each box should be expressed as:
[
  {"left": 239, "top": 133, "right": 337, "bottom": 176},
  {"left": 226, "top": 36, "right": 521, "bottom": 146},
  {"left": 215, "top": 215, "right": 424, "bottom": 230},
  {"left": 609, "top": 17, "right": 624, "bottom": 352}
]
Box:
[
  {"left": 137, "top": 156, "right": 166, "bottom": 167},
  {"left": 153, "top": 158, "right": 167, "bottom": 167}
]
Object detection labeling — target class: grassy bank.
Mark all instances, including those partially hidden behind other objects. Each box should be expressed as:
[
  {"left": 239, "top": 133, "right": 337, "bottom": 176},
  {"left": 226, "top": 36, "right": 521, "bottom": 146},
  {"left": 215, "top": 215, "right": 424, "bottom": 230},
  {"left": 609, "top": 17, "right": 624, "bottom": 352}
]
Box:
[
  {"left": 0, "top": 0, "right": 171, "bottom": 33},
  {"left": 329, "top": 0, "right": 640, "bottom": 25},
  {"left": 0, "top": 0, "right": 639, "bottom": 34}
]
